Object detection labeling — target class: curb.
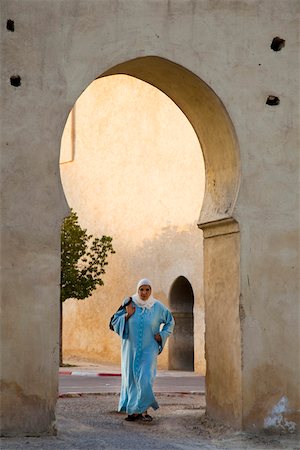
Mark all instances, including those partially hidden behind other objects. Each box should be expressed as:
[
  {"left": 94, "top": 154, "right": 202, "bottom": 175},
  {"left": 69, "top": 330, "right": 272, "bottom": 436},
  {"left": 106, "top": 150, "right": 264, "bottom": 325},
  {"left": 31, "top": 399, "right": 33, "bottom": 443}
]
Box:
[
  {"left": 58, "top": 391, "right": 204, "bottom": 398},
  {"left": 58, "top": 392, "right": 120, "bottom": 398},
  {"left": 59, "top": 371, "right": 121, "bottom": 377}
]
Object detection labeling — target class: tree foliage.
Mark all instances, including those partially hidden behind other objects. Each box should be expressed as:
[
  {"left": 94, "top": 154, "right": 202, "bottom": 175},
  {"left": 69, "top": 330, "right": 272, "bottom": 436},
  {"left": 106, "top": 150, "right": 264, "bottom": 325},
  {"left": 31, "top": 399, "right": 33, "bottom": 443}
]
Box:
[{"left": 60, "top": 209, "right": 115, "bottom": 302}]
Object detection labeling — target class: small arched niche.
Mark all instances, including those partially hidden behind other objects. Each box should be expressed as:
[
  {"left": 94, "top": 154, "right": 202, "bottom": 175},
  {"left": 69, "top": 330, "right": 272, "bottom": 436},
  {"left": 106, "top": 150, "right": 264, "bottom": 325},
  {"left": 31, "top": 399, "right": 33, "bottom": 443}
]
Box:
[{"left": 169, "top": 276, "right": 194, "bottom": 371}]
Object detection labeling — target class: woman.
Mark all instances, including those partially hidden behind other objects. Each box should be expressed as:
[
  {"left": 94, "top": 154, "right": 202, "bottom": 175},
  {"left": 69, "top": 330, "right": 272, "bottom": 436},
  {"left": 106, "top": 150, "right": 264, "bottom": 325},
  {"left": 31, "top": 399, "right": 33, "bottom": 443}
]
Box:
[{"left": 111, "top": 278, "right": 175, "bottom": 422}]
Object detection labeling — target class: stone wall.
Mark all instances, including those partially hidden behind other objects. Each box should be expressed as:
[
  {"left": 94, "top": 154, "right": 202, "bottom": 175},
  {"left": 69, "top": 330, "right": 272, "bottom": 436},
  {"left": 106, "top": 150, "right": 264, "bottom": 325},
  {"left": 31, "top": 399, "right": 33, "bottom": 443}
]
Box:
[{"left": 1, "top": 0, "right": 299, "bottom": 435}]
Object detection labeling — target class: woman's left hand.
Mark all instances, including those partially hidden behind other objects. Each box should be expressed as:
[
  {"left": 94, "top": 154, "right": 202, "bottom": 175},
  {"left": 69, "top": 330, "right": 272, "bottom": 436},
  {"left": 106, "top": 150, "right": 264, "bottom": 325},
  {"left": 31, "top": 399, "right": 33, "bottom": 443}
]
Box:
[{"left": 154, "top": 333, "right": 162, "bottom": 343}]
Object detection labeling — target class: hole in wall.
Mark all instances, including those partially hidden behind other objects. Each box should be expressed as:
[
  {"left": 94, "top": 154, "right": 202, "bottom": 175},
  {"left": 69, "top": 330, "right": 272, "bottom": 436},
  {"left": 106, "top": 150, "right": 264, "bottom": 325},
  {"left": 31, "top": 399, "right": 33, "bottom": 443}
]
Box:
[
  {"left": 6, "top": 19, "right": 15, "bottom": 32},
  {"left": 271, "top": 37, "right": 285, "bottom": 52},
  {"left": 10, "top": 75, "right": 21, "bottom": 87},
  {"left": 266, "top": 95, "right": 280, "bottom": 106}
]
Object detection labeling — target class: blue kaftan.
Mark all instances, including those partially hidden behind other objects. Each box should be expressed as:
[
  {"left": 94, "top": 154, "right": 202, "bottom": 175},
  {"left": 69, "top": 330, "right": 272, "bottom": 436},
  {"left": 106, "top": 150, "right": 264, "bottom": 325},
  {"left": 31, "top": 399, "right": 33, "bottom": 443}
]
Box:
[{"left": 111, "top": 299, "right": 174, "bottom": 414}]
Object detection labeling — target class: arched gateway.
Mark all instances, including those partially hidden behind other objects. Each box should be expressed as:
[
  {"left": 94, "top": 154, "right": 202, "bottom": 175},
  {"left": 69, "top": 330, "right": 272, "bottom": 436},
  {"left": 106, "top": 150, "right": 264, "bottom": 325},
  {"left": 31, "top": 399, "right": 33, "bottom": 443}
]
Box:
[{"left": 1, "top": 56, "right": 241, "bottom": 434}]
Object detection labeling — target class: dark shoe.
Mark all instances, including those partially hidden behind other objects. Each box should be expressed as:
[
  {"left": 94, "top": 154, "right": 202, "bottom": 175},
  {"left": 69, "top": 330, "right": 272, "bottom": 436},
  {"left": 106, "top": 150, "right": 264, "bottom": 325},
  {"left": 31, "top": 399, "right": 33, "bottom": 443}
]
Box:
[
  {"left": 125, "top": 414, "right": 141, "bottom": 421},
  {"left": 140, "top": 414, "right": 153, "bottom": 422}
]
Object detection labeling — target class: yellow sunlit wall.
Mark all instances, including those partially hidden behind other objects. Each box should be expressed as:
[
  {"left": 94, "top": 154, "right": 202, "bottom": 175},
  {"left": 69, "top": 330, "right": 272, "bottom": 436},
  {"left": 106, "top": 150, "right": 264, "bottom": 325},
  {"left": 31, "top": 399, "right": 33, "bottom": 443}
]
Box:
[{"left": 60, "top": 75, "right": 205, "bottom": 372}]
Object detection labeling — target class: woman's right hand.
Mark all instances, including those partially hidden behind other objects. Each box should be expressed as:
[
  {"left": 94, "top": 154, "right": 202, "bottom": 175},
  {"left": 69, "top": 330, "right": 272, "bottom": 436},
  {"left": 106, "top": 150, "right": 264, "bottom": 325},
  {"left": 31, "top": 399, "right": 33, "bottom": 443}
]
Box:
[{"left": 125, "top": 302, "right": 136, "bottom": 319}]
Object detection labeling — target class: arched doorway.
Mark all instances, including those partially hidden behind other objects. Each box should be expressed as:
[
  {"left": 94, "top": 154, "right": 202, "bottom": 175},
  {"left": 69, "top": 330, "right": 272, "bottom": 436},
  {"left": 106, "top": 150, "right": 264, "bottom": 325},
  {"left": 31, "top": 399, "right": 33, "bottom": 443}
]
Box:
[
  {"left": 1, "top": 55, "right": 241, "bottom": 434},
  {"left": 169, "top": 276, "right": 194, "bottom": 371}
]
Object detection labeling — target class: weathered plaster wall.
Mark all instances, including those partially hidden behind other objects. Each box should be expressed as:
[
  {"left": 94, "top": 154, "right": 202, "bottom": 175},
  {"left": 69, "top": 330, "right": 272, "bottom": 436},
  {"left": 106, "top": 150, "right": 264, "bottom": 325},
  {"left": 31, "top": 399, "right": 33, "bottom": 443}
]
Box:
[
  {"left": 60, "top": 75, "right": 205, "bottom": 372},
  {"left": 1, "top": 0, "right": 299, "bottom": 435},
  {"left": 226, "top": 5, "right": 299, "bottom": 430},
  {"left": 202, "top": 219, "right": 242, "bottom": 427}
]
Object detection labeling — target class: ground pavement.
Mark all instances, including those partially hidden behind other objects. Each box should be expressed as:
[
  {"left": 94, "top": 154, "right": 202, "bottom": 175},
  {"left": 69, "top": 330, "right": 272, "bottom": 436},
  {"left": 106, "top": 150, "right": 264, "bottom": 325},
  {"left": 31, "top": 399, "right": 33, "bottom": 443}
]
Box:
[{"left": 1, "top": 362, "right": 299, "bottom": 450}]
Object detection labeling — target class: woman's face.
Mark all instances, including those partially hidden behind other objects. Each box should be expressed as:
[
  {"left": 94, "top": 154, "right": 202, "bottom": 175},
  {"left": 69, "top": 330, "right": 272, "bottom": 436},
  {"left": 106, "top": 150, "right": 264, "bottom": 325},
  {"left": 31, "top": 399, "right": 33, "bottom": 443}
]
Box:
[{"left": 138, "top": 285, "right": 152, "bottom": 301}]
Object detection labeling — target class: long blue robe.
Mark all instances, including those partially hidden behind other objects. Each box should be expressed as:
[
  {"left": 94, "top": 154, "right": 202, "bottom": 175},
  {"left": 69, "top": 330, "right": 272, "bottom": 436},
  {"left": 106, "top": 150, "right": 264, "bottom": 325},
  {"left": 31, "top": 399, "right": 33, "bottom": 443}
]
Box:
[{"left": 111, "top": 299, "right": 174, "bottom": 414}]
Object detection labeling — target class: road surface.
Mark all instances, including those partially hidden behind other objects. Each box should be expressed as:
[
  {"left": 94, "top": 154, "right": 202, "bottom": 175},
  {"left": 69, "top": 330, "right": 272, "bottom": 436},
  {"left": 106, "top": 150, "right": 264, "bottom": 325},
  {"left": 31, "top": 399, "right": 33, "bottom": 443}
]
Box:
[{"left": 59, "top": 373, "right": 205, "bottom": 395}]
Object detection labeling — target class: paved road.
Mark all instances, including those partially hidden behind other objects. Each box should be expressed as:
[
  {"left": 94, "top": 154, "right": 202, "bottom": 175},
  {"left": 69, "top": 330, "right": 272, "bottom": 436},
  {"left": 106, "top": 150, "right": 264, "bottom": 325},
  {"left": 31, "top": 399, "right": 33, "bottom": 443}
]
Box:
[{"left": 59, "top": 374, "right": 205, "bottom": 394}]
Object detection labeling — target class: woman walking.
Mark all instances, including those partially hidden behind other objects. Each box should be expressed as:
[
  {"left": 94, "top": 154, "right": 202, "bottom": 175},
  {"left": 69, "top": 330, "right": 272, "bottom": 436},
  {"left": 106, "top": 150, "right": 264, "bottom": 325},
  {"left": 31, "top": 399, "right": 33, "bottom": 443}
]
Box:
[{"left": 111, "top": 278, "right": 175, "bottom": 422}]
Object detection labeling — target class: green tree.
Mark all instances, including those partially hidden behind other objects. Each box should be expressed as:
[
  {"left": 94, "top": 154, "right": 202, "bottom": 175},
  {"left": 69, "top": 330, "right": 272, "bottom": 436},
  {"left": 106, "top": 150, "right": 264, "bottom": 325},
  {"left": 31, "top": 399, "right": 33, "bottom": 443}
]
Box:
[{"left": 60, "top": 209, "right": 115, "bottom": 365}]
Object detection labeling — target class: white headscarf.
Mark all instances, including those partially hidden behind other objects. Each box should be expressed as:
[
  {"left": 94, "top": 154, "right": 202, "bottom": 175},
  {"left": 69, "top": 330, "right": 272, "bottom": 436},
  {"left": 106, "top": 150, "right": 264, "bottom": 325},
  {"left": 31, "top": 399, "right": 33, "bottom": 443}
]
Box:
[{"left": 132, "top": 278, "right": 157, "bottom": 310}]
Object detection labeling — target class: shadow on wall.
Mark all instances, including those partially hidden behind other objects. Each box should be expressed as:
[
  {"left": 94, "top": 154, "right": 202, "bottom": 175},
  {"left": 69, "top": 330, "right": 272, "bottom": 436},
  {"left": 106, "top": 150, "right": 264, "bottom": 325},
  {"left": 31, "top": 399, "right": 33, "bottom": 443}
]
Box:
[
  {"left": 62, "top": 223, "right": 204, "bottom": 370},
  {"left": 126, "top": 224, "right": 204, "bottom": 372}
]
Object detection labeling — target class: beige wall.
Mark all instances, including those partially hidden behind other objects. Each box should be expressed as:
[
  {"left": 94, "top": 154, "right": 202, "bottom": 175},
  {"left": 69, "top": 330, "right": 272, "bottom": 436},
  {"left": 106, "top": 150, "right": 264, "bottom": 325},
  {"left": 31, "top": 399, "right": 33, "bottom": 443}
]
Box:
[
  {"left": 60, "top": 75, "right": 205, "bottom": 372},
  {"left": 202, "top": 219, "right": 242, "bottom": 427},
  {"left": 1, "top": 0, "right": 299, "bottom": 435}
]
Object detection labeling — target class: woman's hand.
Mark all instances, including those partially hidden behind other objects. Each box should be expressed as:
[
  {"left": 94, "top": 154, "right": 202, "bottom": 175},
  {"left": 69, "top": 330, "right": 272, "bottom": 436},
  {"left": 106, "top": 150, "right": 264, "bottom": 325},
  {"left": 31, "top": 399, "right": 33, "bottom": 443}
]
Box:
[
  {"left": 154, "top": 333, "right": 162, "bottom": 343},
  {"left": 125, "top": 302, "right": 136, "bottom": 319}
]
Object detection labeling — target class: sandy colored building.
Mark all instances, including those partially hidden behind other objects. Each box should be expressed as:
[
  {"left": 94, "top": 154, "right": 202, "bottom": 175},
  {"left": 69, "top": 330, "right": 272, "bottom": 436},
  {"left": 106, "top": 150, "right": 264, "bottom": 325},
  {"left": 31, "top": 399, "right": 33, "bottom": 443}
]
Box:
[
  {"left": 1, "top": 0, "right": 299, "bottom": 437},
  {"left": 60, "top": 75, "right": 205, "bottom": 373}
]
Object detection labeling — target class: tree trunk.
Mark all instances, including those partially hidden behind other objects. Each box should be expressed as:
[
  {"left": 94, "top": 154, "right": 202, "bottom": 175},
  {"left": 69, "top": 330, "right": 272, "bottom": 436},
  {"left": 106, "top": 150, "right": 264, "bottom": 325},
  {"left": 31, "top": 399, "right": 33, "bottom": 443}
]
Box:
[{"left": 60, "top": 298, "right": 63, "bottom": 366}]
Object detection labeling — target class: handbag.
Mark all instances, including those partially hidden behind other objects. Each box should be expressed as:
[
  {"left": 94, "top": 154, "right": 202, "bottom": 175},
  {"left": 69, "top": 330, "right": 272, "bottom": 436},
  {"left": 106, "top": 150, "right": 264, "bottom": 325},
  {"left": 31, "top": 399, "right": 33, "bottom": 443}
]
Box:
[{"left": 109, "top": 297, "right": 133, "bottom": 330}]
